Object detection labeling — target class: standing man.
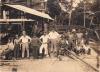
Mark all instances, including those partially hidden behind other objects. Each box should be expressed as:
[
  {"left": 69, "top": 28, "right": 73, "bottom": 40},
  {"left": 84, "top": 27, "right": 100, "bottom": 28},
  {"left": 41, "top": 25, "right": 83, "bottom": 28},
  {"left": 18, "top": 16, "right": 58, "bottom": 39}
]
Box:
[
  {"left": 39, "top": 32, "right": 49, "bottom": 58},
  {"left": 14, "top": 35, "right": 20, "bottom": 59},
  {"left": 48, "top": 29, "right": 61, "bottom": 55},
  {"left": 84, "top": 30, "right": 89, "bottom": 45},
  {"left": 67, "top": 29, "right": 77, "bottom": 51},
  {"left": 31, "top": 35, "right": 40, "bottom": 59},
  {"left": 19, "top": 31, "right": 31, "bottom": 58}
]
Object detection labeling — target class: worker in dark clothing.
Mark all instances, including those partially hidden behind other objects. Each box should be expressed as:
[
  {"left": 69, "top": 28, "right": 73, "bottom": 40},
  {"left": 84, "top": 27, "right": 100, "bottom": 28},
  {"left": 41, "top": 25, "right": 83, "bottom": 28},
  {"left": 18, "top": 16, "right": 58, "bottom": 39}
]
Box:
[{"left": 31, "top": 35, "right": 40, "bottom": 59}]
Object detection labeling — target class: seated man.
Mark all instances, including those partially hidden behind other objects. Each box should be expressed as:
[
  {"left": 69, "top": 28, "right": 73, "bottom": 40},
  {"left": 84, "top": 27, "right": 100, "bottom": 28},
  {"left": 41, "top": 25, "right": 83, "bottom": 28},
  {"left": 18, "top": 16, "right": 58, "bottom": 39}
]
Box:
[
  {"left": 58, "top": 35, "right": 69, "bottom": 56},
  {"left": 78, "top": 39, "right": 85, "bottom": 55},
  {"left": 75, "top": 43, "right": 82, "bottom": 55},
  {"left": 80, "top": 45, "right": 85, "bottom": 55},
  {"left": 83, "top": 43, "right": 91, "bottom": 55},
  {"left": 1, "top": 39, "right": 14, "bottom": 60}
]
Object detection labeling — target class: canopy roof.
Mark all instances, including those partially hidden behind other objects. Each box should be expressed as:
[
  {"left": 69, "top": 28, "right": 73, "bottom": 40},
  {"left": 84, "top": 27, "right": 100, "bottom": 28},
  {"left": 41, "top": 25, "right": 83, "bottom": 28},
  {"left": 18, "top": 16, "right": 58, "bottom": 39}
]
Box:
[{"left": 5, "top": 4, "right": 53, "bottom": 20}]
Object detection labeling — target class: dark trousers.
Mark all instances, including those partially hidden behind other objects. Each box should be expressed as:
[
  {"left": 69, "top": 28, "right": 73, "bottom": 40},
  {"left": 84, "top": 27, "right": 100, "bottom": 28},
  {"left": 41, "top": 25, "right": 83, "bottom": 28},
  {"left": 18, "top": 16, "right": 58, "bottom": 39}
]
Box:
[
  {"left": 31, "top": 46, "right": 39, "bottom": 59},
  {"left": 80, "top": 48, "right": 85, "bottom": 55},
  {"left": 87, "top": 49, "right": 91, "bottom": 55},
  {"left": 14, "top": 44, "right": 20, "bottom": 59}
]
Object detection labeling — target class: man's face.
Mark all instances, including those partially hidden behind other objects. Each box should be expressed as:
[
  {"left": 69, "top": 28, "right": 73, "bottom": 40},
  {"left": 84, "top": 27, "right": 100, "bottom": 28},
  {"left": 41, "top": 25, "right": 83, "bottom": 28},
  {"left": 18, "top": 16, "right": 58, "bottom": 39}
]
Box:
[
  {"left": 44, "top": 32, "right": 46, "bottom": 35},
  {"left": 22, "top": 31, "right": 26, "bottom": 36},
  {"left": 33, "top": 35, "right": 37, "bottom": 38},
  {"left": 8, "top": 39, "right": 11, "bottom": 43},
  {"left": 52, "top": 29, "right": 55, "bottom": 32},
  {"left": 16, "top": 35, "right": 18, "bottom": 38}
]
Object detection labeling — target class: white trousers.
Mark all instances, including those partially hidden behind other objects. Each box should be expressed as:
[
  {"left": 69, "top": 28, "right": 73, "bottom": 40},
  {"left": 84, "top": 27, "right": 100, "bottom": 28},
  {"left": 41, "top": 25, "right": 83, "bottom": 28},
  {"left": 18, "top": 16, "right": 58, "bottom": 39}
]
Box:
[
  {"left": 39, "top": 44, "right": 48, "bottom": 55},
  {"left": 22, "top": 43, "right": 29, "bottom": 58}
]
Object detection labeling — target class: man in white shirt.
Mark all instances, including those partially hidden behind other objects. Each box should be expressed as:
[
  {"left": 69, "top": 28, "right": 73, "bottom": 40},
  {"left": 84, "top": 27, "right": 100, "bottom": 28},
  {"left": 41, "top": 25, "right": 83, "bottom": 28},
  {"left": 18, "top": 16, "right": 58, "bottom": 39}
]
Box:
[
  {"left": 48, "top": 29, "right": 60, "bottom": 54},
  {"left": 76, "top": 29, "right": 83, "bottom": 44},
  {"left": 19, "top": 31, "right": 31, "bottom": 58},
  {"left": 39, "top": 32, "right": 49, "bottom": 57}
]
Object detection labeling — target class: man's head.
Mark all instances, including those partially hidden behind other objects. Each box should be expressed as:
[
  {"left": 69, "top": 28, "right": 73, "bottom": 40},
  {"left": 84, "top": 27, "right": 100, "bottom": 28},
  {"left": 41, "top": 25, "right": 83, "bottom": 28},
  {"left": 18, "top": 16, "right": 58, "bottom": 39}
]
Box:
[
  {"left": 8, "top": 39, "right": 11, "bottom": 43},
  {"left": 33, "top": 34, "right": 37, "bottom": 38},
  {"left": 72, "top": 29, "right": 76, "bottom": 33},
  {"left": 44, "top": 32, "right": 47, "bottom": 35},
  {"left": 8, "top": 38, "right": 13, "bottom": 43},
  {"left": 51, "top": 28, "right": 55, "bottom": 32},
  {"left": 15, "top": 35, "right": 18, "bottom": 38},
  {"left": 22, "top": 31, "right": 26, "bottom": 36},
  {"left": 61, "top": 34, "right": 65, "bottom": 39}
]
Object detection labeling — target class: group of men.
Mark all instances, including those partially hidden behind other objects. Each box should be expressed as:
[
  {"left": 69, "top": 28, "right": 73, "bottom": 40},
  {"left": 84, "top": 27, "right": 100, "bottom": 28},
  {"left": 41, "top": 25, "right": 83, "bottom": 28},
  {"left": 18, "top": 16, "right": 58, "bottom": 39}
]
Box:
[
  {"left": 1, "top": 29, "right": 61, "bottom": 60},
  {"left": 1, "top": 28, "right": 91, "bottom": 60},
  {"left": 62, "top": 29, "right": 91, "bottom": 56}
]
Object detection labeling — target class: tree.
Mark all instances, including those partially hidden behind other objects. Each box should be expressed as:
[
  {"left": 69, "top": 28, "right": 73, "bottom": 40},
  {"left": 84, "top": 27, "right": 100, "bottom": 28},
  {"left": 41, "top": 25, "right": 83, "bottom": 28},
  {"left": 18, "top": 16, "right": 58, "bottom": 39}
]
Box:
[{"left": 47, "top": 0, "right": 61, "bottom": 18}]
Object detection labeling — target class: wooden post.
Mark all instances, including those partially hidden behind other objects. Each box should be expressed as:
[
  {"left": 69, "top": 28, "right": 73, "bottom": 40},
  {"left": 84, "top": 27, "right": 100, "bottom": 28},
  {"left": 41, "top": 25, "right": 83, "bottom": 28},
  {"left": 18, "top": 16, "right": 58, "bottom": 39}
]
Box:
[
  {"left": 3, "top": 10, "right": 7, "bottom": 20},
  {"left": 44, "top": 23, "right": 48, "bottom": 32},
  {"left": 26, "top": 0, "right": 31, "bottom": 7},
  {"left": 69, "top": 11, "right": 72, "bottom": 26},
  {"left": 0, "top": 0, "right": 1, "bottom": 4},
  {"left": 34, "top": 22, "right": 38, "bottom": 34},
  {"left": 21, "top": 12, "right": 25, "bottom": 31}
]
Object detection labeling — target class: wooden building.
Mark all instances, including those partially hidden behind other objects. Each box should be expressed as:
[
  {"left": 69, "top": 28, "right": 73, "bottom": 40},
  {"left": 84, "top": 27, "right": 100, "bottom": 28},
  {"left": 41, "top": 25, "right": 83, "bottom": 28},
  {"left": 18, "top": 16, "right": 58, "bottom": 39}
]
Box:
[
  {"left": 0, "top": 0, "right": 53, "bottom": 44},
  {"left": 0, "top": 0, "right": 100, "bottom": 44}
]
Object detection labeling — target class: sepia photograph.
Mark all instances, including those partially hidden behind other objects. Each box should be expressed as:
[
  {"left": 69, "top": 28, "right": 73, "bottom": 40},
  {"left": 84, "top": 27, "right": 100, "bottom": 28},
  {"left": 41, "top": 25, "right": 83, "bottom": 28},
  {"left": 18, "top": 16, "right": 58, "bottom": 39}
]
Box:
[{"left": 0, "top": 0, "right": 100, "bottom": 72}]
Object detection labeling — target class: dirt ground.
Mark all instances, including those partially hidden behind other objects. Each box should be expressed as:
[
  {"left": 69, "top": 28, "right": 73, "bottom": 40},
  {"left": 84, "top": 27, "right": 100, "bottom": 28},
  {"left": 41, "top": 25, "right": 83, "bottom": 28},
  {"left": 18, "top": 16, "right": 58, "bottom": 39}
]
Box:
[
  {"left": 0, "top": 42, "right": 100, "bottom": 72},
  {"left": 0, "top": 55, "right": 99, "bottom": 72}
]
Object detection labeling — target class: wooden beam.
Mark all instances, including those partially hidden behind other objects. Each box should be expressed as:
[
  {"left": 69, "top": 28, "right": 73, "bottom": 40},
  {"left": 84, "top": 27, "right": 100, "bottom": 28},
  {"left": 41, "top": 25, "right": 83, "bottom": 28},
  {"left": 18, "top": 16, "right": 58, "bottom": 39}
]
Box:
[{"left": 0, "top": 19, "right": 34, "bottom": 22}]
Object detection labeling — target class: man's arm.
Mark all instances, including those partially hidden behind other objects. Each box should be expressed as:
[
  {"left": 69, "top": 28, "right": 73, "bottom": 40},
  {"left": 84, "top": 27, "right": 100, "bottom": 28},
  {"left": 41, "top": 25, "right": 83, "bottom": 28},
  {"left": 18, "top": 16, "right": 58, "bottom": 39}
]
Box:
[
  {"left": 19, "top": 36, "right": 22, "bottom": 42},
  {"left": 6, "top": 43, "right": 9, "bottom": 49},
  {"left": 14, "top": 39, "right": 16, "bottom": 46},
  {"left": 18, "top": 36, "right": 23, "bottom": 45},
  {"left": 39, "top": 36, "right": 43, "bottom": 43},
  {"left": 48, "top": 32, "right": 51, "bottom": 39},
  {"left": 27, "top": 36, "right": 32, "bottom": 42},
  {"left": 56, "top": 32, "right": 61, "bottom": 38}
]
